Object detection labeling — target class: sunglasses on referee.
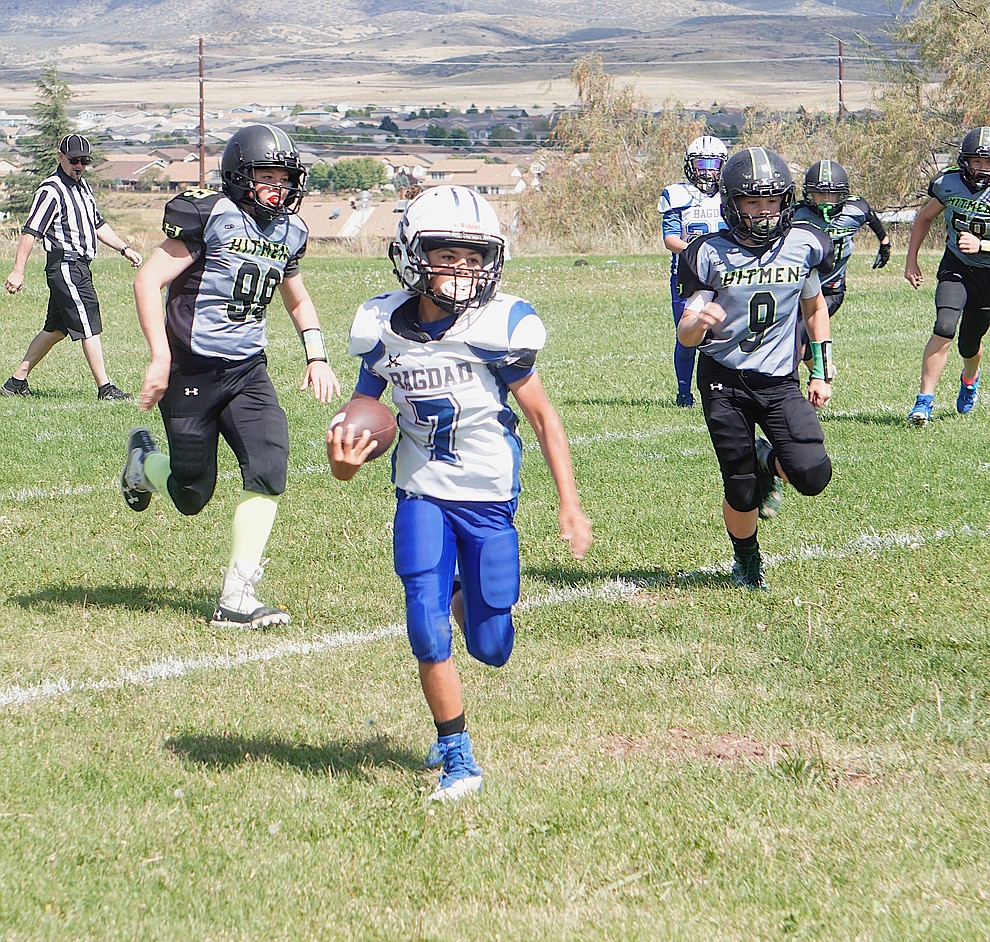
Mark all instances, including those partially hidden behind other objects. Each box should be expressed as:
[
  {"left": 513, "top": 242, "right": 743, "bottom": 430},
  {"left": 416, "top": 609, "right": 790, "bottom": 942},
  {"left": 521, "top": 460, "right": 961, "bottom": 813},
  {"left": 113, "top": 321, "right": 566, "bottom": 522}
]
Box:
[{"left": 66, "top": 156, "right": 92, "bottom": 166}]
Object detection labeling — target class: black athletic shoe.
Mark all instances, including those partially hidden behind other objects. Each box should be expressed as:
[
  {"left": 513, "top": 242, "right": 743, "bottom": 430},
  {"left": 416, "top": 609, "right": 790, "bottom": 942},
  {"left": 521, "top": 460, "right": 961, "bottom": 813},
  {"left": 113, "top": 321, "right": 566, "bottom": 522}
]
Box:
[
  {"left": 1, "top": 376, "right": 31, "bottom": 397},
  {"left": 120, "top": 427, "right": 161, "bottom": 512},
  {"left": 731, "top": 549, "right": 768, "bottom": 591},
  {"left": 98, "top": 382, "right": 132, "bottom": 401}
]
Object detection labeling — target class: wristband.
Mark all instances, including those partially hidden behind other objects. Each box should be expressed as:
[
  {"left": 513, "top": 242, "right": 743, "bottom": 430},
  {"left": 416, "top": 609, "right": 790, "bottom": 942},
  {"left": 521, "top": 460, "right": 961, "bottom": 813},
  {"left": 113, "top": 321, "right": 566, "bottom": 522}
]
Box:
[
  {"left": 981, "top": 240, "right": 990, "bottom": 254},
  {"left": 809, "top": 340, "right": 835, "bottom": 382},
  {"left": 119, "top": 245, "right": 130, "bottom": 256},
  {"left": 301, "top": 328, "right": 328, "bottom": 364}
]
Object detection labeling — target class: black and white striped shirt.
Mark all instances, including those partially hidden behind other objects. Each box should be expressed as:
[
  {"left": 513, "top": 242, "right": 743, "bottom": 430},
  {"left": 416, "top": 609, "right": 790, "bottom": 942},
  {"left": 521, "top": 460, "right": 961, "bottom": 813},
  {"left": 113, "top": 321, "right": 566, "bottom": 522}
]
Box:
[{"left": 22, "top": 167, "right": 105, "bottom": 260}]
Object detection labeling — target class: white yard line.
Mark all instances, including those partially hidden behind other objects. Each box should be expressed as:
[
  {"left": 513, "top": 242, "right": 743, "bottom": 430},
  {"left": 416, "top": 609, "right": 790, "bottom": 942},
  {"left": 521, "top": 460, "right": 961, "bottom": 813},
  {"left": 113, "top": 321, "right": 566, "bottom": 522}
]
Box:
[{"left": 1, "top": 524, "right": 984, "bottom": 712}]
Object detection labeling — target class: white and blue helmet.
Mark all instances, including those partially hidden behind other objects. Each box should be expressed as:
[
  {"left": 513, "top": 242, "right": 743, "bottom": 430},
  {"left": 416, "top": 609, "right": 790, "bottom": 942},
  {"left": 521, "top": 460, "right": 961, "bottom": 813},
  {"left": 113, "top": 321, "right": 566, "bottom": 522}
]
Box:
[
  {"left": 684, "top": 135, "right": 729, "bottom": 196},
  {"left": 389, "top": 185, "right": 505, "bottom": 315}
]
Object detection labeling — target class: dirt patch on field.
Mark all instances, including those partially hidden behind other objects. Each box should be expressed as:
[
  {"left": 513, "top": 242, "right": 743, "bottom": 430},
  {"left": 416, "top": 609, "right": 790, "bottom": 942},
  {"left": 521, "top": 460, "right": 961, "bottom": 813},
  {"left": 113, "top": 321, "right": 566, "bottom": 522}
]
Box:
[
  {"left": 666, "top": 726, "right": 794, "bottom": 764},
  {"left": 603, "top": 728, "right": 886, "bottom": 787}
]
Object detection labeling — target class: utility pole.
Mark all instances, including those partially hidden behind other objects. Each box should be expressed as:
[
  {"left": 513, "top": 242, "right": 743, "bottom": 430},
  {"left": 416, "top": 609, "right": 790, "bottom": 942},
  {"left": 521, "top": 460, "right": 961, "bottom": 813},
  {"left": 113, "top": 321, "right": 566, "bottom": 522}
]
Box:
[
  {"left": 838, "top": 40, "right": 846, "bottom": 120},
  {"left": 198, "top": 37, "right": 206, "bottom": 186}
]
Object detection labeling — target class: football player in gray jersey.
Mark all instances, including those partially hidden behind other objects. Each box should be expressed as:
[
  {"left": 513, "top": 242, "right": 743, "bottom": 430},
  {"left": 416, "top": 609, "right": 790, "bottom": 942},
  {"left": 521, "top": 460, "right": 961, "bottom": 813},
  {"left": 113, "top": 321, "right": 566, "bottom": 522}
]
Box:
[
  {"left": 677, "top": 148, "right": 835, "bottom": 590},
  {"left": 905, "top": 127, "right": 990, "bottom": 425},
  {"left": 119, "top": 125, "right": 340, "bottom": 628},
  {"left": 793, "top": 160, "right": 891, "bottom": 365}
]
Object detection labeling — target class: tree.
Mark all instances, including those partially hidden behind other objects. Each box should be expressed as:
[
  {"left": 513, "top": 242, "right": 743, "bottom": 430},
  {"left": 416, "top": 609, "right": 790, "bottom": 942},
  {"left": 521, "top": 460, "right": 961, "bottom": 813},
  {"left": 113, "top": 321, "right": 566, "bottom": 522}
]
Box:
[
  {"left": 522, "top": 55, "right": 704, "bottom": 251},
  {"left": 447, "top": 127, "right": 471, "bottom": 149},
  {"left": 736, "top": 0, "right": 990, "bottom": 217},
  {"left": 489, "top": 124, "right": 519, "bottom": 147},
  {"left": 306, "top": 161, "right": 332, "bottom": 194},
  {"left": 326, "top": 157, "right": 386, "bottom": 193},
  {"left": 894, "top": 0, "right": 990, "bottom": 123},
  {"left": 380, "top": 115, "right": 400, "bottom": 134},
  {"left": 425, "top": 124, "right": 449, "bottom": 145},
  {"left": 4, "top": 65, "right": 75, "bottom": 214}
]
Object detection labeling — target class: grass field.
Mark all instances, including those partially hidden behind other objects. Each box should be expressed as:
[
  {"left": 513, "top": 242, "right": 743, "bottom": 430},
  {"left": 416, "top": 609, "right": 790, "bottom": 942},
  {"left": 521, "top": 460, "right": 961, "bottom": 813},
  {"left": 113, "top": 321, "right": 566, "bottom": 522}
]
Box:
[{"left": 1, "top": 246, "right": 989, "bottom": 941}]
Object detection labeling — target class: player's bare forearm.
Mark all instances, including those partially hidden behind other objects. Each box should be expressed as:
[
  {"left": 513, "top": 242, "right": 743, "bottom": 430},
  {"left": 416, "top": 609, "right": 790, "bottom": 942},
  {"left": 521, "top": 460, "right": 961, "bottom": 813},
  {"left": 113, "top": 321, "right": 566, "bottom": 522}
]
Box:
[
  {"left": 801, "top": 293, "right": 830, "bottom": 343},
  {"left": 511, "top": 372, "right": 592, "bottom": 558},
  {"left": 904, "top": 199, "right": 942, "bottom": 287},
  {"left": 139, "top": 359, "right": 171, "bottom": 412}
]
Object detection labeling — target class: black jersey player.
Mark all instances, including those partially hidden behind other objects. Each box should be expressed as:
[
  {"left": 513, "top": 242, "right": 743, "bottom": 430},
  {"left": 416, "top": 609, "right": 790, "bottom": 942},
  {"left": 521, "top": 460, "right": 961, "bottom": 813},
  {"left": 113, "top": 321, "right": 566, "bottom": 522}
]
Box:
[{"left": 120, "top": 125, "right": 340, "bottom": 627}]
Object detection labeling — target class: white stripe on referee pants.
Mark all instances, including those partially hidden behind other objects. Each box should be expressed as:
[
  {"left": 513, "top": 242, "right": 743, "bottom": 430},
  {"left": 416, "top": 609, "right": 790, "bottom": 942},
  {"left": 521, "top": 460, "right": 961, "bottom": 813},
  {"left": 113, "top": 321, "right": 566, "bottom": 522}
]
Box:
[{"left": 59, "top": 259, "right": 94, "bottom": 339}]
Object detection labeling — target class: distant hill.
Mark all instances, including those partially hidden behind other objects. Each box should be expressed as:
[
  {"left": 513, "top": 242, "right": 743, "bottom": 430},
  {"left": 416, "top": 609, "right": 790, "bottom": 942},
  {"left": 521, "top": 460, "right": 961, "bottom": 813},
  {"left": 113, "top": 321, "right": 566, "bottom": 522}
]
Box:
[{"left": 0, "top": 0, "right": 898, "bottom": 111}]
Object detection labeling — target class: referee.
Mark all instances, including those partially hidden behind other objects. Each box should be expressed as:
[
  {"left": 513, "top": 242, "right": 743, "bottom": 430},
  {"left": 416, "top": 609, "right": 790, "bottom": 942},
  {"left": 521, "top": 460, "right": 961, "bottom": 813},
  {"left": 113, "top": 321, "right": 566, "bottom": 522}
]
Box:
[{"left": 2, "top": 133, "right": 142, "bottom": 400}]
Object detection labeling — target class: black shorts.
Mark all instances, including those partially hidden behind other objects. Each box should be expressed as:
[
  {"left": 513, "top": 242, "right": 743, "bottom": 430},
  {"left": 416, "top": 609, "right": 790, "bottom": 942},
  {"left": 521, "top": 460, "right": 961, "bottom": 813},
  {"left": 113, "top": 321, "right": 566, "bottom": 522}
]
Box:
[
  {"left": 933, "top": 251, "right": 990, "bottom": 357},
  {"left": 43, "top": 255, "right": 101, "bottom": 340},
  {"left": 697, "top": 353, "right": 827, "bottom": 495},
  {"left": 158, "top": 354, "right": 289, "bottom": 513}
]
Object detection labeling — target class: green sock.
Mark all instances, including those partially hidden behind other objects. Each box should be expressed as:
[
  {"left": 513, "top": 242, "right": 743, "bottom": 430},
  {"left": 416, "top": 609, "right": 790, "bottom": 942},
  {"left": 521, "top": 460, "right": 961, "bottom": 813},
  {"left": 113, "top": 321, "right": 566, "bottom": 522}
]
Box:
[
  {"left": 228, "top": 491, "right": 280, "bottom": 573},
  {"left": 143, "top": 452, "right": 171, "bottom": 492}
]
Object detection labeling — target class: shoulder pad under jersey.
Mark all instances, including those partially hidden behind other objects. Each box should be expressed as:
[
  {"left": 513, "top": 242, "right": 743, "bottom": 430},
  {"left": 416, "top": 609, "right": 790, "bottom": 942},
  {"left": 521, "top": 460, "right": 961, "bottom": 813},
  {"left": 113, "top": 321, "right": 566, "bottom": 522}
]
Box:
[
  {"left": 162, "top": 189, "right": 222, "bottom": 244},
  {"left": 657, "top": 183, "right": 695, "bottom": 215},
  {"left": 349, "top": 290, "right": 409, "bottom": 356},
  {"left": 454, "top": 294, "right": 546, "bottom": 355}
]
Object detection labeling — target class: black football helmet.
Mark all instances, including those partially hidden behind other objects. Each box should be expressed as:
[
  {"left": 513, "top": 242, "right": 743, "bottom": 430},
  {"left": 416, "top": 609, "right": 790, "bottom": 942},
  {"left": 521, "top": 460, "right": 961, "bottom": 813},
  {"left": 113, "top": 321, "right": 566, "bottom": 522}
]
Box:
[
  {"left": 221, "top": 124, "right": 307, "bottom": 224},
  {"left": 958, "top": 127, "right": 990, "bottom": 189},
  {"left": 719, "top": 147, "right": 796, "bottom": 245},
  {"left": 802, "top": 160, "right": 850, "bottom": 223}
]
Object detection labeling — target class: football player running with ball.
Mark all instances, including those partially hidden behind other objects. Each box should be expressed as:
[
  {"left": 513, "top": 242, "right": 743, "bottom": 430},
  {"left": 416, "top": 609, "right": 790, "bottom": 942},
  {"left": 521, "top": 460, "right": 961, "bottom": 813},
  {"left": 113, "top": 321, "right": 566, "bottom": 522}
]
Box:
[
  {"left": 905, "top": 127, "right": 990, "bottom": 425},
  {"left": 676, "top": 148, "right": 836, "bottom": 591},
  {"left": 328, "top": 185, "right": 592, "bottom": 801},
  {"left": 120, "top": 125, "right": 340, "bottom": 627},
  {"left": 657, "top": 135, "right": 729, "bottom": 406}
]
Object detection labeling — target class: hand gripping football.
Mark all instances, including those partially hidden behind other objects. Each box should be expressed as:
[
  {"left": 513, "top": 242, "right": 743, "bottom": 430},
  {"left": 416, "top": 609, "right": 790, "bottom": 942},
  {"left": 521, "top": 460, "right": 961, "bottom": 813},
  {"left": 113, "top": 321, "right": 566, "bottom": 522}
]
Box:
[{"left": 328, "top": 397, "right": 397, "bottom": 461}]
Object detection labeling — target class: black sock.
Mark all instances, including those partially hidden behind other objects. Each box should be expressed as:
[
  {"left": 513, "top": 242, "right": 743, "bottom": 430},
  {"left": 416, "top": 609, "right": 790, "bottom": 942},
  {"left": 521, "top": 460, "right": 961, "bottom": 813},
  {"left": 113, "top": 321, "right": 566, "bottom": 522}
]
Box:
[
  {"left": 729, "top": 530, "right": 759, "bottom": 554},
  {"left": 435, "top": 712, "right": 466, "bottom": 739}
]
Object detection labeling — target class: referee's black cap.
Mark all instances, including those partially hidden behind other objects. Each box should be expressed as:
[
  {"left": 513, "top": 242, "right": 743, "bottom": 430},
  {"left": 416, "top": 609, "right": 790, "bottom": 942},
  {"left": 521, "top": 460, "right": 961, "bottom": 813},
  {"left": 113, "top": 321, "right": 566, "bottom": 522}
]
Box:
[{"left": 58, "top": 134, "right": 91, "bottom": 157}]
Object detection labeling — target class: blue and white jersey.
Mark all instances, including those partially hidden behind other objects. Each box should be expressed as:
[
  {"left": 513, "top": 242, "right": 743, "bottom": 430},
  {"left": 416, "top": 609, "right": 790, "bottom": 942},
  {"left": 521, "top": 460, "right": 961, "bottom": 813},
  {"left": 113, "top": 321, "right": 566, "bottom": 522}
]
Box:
[
  {"left": 793, "top": 197, "right": 884, "bottom": 291},
  {"left": 657, "top": 182, "right": 724, "bottom": 277},
  {"left": 929, "top": 168, "right": 990, "bottom": 270},
  {"left": 161, "top": 188, "right": 309, "bottom": 366},
  {"left": 678, "top": 224, "right": 834, "bottom": 377},
  {"left": 349, "top": 289, "right": 546, "bottom": 502}
]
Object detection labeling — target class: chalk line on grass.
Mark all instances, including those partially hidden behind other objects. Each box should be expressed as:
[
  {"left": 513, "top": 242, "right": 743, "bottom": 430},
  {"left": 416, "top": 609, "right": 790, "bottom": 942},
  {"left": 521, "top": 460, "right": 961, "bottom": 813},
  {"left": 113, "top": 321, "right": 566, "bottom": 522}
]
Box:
[{"left": 1, "top": 524, "right": 984, "bottom": 711}]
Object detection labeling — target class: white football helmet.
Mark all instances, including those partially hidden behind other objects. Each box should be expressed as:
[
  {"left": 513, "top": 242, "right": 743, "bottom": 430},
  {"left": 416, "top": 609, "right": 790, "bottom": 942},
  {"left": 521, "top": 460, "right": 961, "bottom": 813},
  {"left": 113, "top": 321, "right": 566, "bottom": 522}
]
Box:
[
  {"left": 684, "top": 135, "right": 729, "bottom": 196},
  {"left": 389, "top": 185, "right": 505, "bottom": 315}
]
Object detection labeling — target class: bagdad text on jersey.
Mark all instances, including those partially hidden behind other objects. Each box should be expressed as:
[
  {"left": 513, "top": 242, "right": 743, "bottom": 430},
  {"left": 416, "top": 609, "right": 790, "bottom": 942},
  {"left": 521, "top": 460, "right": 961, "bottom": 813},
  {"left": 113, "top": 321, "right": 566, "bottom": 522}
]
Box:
[{"left": 388, "top": 362, "right": 475, "bottom": 392}]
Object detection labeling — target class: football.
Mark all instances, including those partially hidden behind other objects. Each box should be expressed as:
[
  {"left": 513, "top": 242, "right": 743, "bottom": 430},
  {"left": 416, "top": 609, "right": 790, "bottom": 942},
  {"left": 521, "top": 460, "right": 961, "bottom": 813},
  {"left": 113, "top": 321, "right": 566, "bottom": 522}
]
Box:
[{"left": 328, "top": 397, "right": 397, "bottom": 461}]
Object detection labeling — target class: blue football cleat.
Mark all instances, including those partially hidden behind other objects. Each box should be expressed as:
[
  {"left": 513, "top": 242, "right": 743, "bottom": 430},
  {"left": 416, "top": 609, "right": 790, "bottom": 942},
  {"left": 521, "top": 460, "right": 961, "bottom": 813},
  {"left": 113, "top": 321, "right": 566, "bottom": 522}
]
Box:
[
  {"left": 956, "top": 372, "right": 979, "bottom": 414},
  {"left": 430, "top": 731, "right": 483, "bottom": 802},
  {"left": 908, "top": 394, "right": 934, "bottom": 426}
]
